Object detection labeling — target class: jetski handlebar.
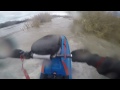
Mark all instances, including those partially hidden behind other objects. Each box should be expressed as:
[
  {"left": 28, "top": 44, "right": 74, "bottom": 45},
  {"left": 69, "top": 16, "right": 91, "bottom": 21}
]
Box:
[{"left": 32, "top": 54, "right": 72, "bottom": 60}]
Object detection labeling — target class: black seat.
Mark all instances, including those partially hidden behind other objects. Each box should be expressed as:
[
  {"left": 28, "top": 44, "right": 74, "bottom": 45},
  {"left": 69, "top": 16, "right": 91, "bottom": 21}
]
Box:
[{"left": 31, "top": 35, "right": 61, "bottom": 56}]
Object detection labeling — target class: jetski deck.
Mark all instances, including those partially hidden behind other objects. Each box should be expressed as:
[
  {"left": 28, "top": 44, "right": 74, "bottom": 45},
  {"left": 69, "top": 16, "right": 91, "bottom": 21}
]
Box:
[{"left": 40, "top": 35, "right": 72, "bottom": 79}]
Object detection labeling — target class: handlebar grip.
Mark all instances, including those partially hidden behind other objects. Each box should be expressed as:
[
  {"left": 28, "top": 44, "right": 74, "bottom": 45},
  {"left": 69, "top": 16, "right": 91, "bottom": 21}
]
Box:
[
  {"left": 32, "top": 54, "right": 50, "bottom": 60},
  {"left": 53, "top": 54, "right": 72, "bottom": 58},
  {"left": 32, "top": 54, "right": 72, "bottom": 60}
]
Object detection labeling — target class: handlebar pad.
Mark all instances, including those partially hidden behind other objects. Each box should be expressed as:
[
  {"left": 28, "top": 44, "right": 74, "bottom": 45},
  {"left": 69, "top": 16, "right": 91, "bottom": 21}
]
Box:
[{"left": 31, "top": 35, "right": 61, "bottom": 56}]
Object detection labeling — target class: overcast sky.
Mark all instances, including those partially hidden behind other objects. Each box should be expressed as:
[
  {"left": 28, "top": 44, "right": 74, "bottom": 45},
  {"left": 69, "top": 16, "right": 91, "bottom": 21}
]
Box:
[{"left": 0, "top": 11, "right": 67, "bottom": 23}]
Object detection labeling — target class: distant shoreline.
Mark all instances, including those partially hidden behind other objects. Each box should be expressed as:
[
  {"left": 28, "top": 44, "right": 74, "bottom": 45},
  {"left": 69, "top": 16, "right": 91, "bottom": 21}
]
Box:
[
  {"left": 0, "top": 19, "right": 28, "bottom": 29},
  {"left": 0, "top": 15, "right": 71, "bottom": 29}
]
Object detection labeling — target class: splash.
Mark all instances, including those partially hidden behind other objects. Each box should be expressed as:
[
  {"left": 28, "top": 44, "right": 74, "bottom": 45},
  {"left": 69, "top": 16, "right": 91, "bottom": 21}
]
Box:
[{"left": 0, "top": 37, "right": 16, "bottom": 59}]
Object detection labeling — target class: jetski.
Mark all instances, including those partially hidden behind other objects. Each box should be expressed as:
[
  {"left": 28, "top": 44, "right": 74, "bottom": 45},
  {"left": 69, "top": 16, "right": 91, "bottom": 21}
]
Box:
[{"left": 31, "top": 35, "right": 72, "bottom": 79}]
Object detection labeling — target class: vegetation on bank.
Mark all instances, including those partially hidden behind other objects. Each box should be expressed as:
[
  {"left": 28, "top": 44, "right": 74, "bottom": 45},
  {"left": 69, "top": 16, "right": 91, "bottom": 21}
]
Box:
[
  {"left": 24, "top": 13, "right": 52, "bottom": 29},
  {"left": 71, "top": 11, "right": 120, "bottom": 45}
]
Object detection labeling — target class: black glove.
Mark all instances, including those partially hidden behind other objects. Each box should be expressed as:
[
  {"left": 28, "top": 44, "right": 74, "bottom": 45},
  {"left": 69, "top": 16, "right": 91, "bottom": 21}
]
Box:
[
  {"left": 23, "top": 51, "right": 33, "bottom": 59},
  {"left": 71, "top": 49, "right": 92, "bottom": 63},
  {"left": 10, "top": 49, "right": 33, "bottom": 59},
  {"left": 10, "top": 49, "right": 24, "bottom": 58},
  {"left": 71, "top": 49, "right": 102, "bottom": 67}
]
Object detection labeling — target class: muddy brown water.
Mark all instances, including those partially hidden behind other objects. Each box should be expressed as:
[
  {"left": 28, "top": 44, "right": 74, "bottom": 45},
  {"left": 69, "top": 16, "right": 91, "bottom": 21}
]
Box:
[{"left": 1, "top": 17, "right": 119, "bottom": 79}]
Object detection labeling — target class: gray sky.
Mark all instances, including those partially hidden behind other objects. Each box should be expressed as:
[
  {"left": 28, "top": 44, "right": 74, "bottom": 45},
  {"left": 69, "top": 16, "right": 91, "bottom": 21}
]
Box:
[{"left": 0, "top": 11, "right": 67, "bottom": 23}]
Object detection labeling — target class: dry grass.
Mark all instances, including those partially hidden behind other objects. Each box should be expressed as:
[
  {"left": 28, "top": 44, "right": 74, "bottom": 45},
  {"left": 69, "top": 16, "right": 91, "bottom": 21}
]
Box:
[
  {"left": 23, "top": 13, "right": 52, "bottom": 29},
  {"left": 71, "top": 11, "right": 120, "bottom": 45},
  {"left": 31, "top": 13, "right": 52, "bottom": 28}
]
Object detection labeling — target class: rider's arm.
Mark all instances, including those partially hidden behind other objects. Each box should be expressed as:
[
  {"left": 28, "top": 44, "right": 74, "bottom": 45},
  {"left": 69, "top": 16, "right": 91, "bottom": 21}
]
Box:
[
  {"left": 86, "top": 54, "right": 120, "bottom": 79},
  {"left": 71, "top": 49, "right": 120, "bottom": 79}
]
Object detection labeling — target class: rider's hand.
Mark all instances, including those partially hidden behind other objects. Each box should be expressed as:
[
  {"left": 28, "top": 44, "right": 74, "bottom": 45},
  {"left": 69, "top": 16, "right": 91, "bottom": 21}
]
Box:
[
  {"left": 71, "top": 49, "right": 101, "bottom": 67},
  {"left": 10, "top": 49, "right": 32, "bottom": 59},
  {"left": 71, "top": 49, "right": 92, "bottom": 63},
  {"left": 10, "top": 49, "right": 25, "bottom": 58},
  {"left": 24, "top": 51, "right": 33, "bottom": 59}
]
